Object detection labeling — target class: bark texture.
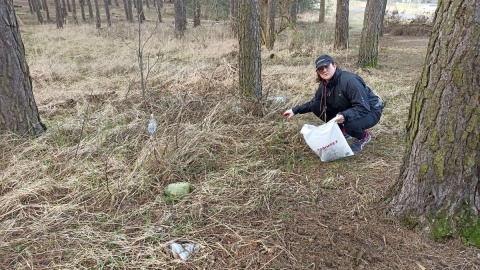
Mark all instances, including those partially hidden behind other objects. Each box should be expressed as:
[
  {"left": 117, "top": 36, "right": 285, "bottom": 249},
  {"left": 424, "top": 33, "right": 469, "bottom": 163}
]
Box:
[
  {"left": 259, "top": 0, "right": 276, "bottom": 50},
  {"left": 334, "top": 0, "right": 349, "bottom": 50},
  {"left": 0, "top": 0, "right": 46, "bottom": 136},
  {"left": 174, "top": 0, "right": 186, "bottom": 38},
  {"left": 318, "top": 0, "right": 325, "bottom": 23},
  {"left": 390, "top": 0, "right": 480, "bottom": 220},
  {"left": 357, "top": 0, "right": 385, "bottom": 67},
  {"left": 238, "top": 0, "right": 262, "bottom": 99}
]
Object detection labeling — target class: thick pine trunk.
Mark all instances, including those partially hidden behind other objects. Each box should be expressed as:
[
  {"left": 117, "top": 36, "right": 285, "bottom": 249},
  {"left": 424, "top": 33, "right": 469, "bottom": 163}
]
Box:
[
  {"left": 334, "top": 0, "right": 349, "bottom": 50},
  {"left": 238, "top": 0, "right": 262, "bottom": 99},
  {"left": 357, "top": 0, "right": 384, "bottom": 67},
  {"left": 390, "top": 0, "right": 479, "bottom": 224},
  {"left": 0, "top": 0, "right": 46, "bottom": 136}
]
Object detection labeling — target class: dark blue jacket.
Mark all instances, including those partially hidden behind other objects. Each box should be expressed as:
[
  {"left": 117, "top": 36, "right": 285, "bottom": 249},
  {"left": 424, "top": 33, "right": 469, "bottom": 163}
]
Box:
[{"left": 292, "top": 68, "right": 383, "bottom": 122}]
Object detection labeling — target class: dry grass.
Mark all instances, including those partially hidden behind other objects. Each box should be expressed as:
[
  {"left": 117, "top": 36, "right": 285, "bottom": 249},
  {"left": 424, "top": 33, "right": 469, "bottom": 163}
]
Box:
[{"left": 1, "top": 3, "right": 479, "bottom": 270}]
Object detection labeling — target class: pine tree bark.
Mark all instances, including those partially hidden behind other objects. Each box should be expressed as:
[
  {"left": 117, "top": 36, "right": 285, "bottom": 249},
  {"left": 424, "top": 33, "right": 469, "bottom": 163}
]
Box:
[
  {"left": 54, "top": 0, "right": 64, "bottom": 27},
  {"left": 93, "top": 0, "right": 101, "bottom": 28},
  {"left": 334, "top": 0, "right": 349, "bottom": 50},
  {"left": 193, "top": 0, "right": 200, "bottom": 27},
  {"left": 156, "top": 0, "right": 163, "bottom": 22},
  {"left": 357, "top": 0, "right": 384, "bottom": 67},
  {"left": 0, "top": 0, "right": 46, "bottom": 136},
  {"left": 86, "top": 0, "right": 94, "bottom": 21},
  {"left": 390, "top": 0, "right": 480, "bottom": 231},
  {"left": 71, "top": 0, "right": 78, "bottom": 24},
  {"left": 174, "top": 0, "right": 186, "bottom": 38},
  {"left": 79, "top": 0, "right": 86, "bottom": 21},
  {"left": 238, "top": 0, "right": 262, "bottom": 99},
  {"left": 33, "top": 0, "right": 44, "bottom": 23},
  {"left": 42, "top": 0, "right": 51, "bottom": 21},
  {"left": 104, "top": 0, "right": 111, "bottom": 26},
  {"left": 318, "top": 0, "right": 325, "bottom": 23},
  {"left": 289, "top": 0, "right": 296, "bottom": 26}
]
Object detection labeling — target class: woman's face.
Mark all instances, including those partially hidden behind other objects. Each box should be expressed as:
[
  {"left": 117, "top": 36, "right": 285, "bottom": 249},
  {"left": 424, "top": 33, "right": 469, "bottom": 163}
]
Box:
[{"left": 317, "top": 63, "right": 336, "bottom": 81}]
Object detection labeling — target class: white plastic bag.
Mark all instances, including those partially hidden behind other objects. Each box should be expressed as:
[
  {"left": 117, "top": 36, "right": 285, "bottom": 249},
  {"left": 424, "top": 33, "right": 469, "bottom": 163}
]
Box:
[{"left": 300, "top": 118, "right": 354, "bottom": 162}]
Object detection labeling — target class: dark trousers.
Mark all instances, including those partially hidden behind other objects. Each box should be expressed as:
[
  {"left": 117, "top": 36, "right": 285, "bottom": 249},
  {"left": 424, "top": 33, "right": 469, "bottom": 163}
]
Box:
[{"left": 325, "top": 109, "right": 382, "bottom": 140}]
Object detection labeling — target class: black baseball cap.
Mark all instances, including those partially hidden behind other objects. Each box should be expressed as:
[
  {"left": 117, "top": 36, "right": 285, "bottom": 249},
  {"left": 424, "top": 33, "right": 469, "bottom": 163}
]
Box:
[{"left": 315, "top": 54, "right": 334, "bottom": 70}]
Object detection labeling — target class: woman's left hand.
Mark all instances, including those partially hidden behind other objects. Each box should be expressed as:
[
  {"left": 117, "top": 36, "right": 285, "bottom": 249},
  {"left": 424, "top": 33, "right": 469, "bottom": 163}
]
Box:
[{"left": 335, "top": 114, "right": 345, "bottom": 123}]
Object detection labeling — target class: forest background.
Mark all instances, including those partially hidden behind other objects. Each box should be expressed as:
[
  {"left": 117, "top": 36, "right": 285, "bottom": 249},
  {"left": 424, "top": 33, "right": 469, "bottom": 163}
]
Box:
[{"left": 1, "top": 0, "right": 479, "bottom": 269}]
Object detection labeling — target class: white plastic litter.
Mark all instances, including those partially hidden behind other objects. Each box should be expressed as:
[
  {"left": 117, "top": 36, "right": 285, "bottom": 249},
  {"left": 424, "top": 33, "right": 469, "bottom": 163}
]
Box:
[
  {"left": 171, "top": 242, "right": 199, "bottom": 261},
  {"left": 300, "top": 117, "right": 354, "bottom": 162}
]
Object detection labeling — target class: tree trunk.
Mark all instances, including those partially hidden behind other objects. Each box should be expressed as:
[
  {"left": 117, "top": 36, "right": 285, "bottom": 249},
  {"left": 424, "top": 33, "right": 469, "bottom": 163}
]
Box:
[
  {"left": 289, "top": 0, "right": 296, "bottom": 26},
  {"left": 238, "top": 0, "right": 262, "bottom": 99},
  {"left": 357, "top": 0, "right": 384, "bottom": 67},
  {"left": 61, "top": 0, "right": 68, "bottom": 18},
  {"left": 126, "top": 0, "right": 134, "bottom": 22},
  {"left": 156, "top": 0, "right": 162, "bottom": 22},
  {"left": 193, "top": 0, "right": 200, "bottom": 27},
  {"left": 137, "top": 0, "right": 145, "bottom": 23},
  {"left": 71, "top": 0, "right": 78, "bottom": 24},
  {"left": 86, "top": 0, "right": 94, "bottom": 21},
  {"left": 390, "top": 0, "right": 480, "bottom": 242},
  {"left": 0, "top": 0, "right": 46, "bottom": 136},
  {"left": 334, "top": 0, "right": 349, "bottom": 50},
  {"left": 28, "top": 0, "right": 34, "bottom": 13},
  {"left": 93, "top": 0, "right": 101, "bottom": 28},
  {"left": 66, "top": 0, "right": 72, "bottom": 12},
  {"left": 174, "top": 0, "right": 186, "bottom": 38},
  {"left": 79, "top": 0, "right": 86, "bottom": 21},
  {"left": 104, "top": 0, "right": 111, "bottom": 26},
  {"left": 54, "top": 0, "right": 64, "bottom": 27},
  {"left": 379, "top": 0, "right": 387, "bottom": 37},
  {"left": 259, "top": 0, "right": 276, "bottom": 50},
  {"left": 33, "top": 0, "right": 44, "bottom": 23},
  {"left": 42, "top": 0, "right": 51, "bottom": 21},
  {"left": 318, "top": 0, "right": 325, "bottom": 23},
  {"left": 230, "top": 0, "right": 239, "bottom": 37}
]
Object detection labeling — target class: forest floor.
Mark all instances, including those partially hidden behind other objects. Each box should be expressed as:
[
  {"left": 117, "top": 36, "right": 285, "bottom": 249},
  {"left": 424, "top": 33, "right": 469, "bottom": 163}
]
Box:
[{"left": 2, "top": 1, "right": 480, "bottom": 269}]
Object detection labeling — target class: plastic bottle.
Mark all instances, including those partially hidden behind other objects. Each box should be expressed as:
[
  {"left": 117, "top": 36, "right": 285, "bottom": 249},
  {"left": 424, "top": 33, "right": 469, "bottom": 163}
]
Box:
[{"left": 147, "top": 115, "right": 157, "bottom": 134}]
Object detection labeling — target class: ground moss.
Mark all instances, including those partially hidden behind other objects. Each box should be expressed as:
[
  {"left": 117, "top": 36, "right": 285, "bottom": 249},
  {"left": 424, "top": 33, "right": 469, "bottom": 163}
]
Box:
[
  {"left": 430, "top": 208, "right": 480, "bottom": 248},
  {"left": 431, "top": 211, "right": 453, "bottom": 241},
  {"left": 401, "top": 214, "right": 419, "bottom": 230}
]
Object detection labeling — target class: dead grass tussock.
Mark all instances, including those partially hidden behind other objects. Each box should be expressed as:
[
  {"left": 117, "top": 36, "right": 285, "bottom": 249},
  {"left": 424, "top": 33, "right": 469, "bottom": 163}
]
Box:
[{"left": 2, "top": 8, "right": 479, "bottom": 269}]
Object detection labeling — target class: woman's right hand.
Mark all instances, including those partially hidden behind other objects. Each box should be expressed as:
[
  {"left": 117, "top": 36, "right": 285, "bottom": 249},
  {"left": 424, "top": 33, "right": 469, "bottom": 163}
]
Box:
[{"left": 282, "top": 109, "right": 294, "bottom": 119}]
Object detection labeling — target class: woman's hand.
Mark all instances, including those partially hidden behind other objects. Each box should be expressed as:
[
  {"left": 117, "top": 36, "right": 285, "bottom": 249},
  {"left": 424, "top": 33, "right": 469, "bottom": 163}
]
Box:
[
  {"left": 282, "top": 109, "right": 294, "bottom": 119},
  {"left": 335, "top": 114, "right": 345, "bottom": 123}
]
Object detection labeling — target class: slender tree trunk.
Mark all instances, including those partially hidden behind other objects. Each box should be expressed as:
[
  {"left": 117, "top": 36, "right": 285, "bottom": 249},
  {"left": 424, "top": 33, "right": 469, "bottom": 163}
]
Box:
[
  {"left": 79, "top": 0, "right": 86, "bottom": 21},
  {"left": 93, "top": 0, "right": 101, "bottom": 28},
  {"left": 66, "top": 0, "right": 72, "bottom": 12},
  {"left": 0, "top": 0, "right": 46, "bottom": 136},
  {"left": 54, "top": 0, "right": 64, "bottom": 27},
  {"left": 155, "top": 0, "right": 162, "bottom": 22},
  {"left": 71, "top": 0, "right": 78, "bottom": 24},
  {"left": 86, "top": 0, "right": 94, "bottom": 21},
  {"left": 104, "top": 0, "right": 111, "bottom": 26},
  {"left": 390, "top": 0, "right": 480, "bottom": 240},
  {"left": 33, "top": 0, "right": 44, "bottom": 23},
  {"left": 61, "top": 0, "right": 68, "bottom": 18},
  {"left": 334, "top": 0, "right": 349, "bottom": 50},
  {"left": 357, "top": 0, "right": 384, "bottom": 67},
  {"left": 28, "top": 0, "right": 34, "bottom": 13},
  {"left": 42, "top": 0, "right": 51, "bottom": 21},
  {"left": 289, "top": 0, "right": 296, "bottom": 26},
  {"left": 238, "top": 0, "right": 262, "bottom": 100},
  {"left": 260, "top": 0, "right": 276, "bottom": 50},
  {"left": 174, "top": 0, "right": 186, "bottom": 38},
  {"left": 193, "top": 0, "right": 200, "bottom": 27},
  {"left": 318, "top": 0, "right": 325, "bottom": 23},
  {"left": 113, "top": 0, "right": 118, "bottom": 6},
  {"left": 145, "top": 0, "right": 150, "bottom": 8},
  {"left": 379, "top": 0, "right": 388, "bottom": 37},
  {"left": 137, "top": 0, "right": 145, "bottom": 23},
  {"left": 230, "top": 0, "right": 239, "bottom": 37},
  {"left": 127, "top": 0, "right": 134, "bottom": 22}
]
